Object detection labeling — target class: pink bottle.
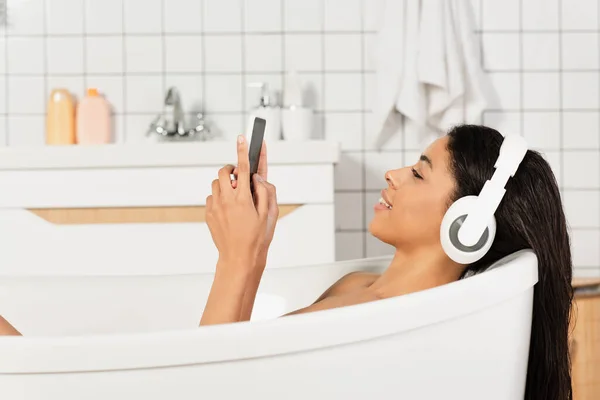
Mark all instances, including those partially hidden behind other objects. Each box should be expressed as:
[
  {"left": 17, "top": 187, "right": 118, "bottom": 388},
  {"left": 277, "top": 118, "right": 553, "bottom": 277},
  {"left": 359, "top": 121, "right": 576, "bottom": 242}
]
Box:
[{"left": 76, "top": 88, "right": 112, "bottom": 144}]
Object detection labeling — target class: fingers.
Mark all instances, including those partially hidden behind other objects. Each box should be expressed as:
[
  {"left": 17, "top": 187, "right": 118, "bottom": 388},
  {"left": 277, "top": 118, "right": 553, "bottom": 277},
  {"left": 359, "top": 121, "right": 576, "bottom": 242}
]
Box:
[
  {"left": 211, "top": 178, "right": 220, "bottom": 201},
  {"left": 206, "top": 195, "right": 213, "bottom": 212},
  {"left": 253, "top": 175, "right": 269, "bottom": 216},
  {"left": 257, "top": 141, "right": 268, "bottom": 180},
  {"left": 265, "top": 181, "right": 279, "bottom": 218},
  {"left": 231, "top": 167, "right": 238, "bottom": 189},
  {"left": 218, "top": 164, "right": 235, "bottom": 194},
  {"left": 236, "top": 135, "right": 251, "bottom": 191}
]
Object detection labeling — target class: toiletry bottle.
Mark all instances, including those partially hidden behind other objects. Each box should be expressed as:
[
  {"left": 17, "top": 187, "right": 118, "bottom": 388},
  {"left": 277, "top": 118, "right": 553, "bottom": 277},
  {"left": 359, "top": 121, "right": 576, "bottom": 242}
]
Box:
[
  {"left": 281, "top": 71, "right": 313, "bottom": 141},
  {"left": 46, "top": 88, "right": 76, "bottom": 145},
  {"left": 76, "top": 88, "right": 112, "bottom": 145},
  {"left": 247, "top": 82, "right": 281, "bottom": 142}
]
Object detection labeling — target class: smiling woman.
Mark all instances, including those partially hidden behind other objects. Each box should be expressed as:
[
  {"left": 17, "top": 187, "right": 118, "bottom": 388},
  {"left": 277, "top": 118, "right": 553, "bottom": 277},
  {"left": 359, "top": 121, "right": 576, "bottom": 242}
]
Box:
[
  {"left": 370, "top": 137, "right": 457, "bottom": 253},
  {"left": 367, "top": 125, "right": 573, "bottom": 400},
  {"left": 0, "top": 125, "right": 574, "bottom": 400}
]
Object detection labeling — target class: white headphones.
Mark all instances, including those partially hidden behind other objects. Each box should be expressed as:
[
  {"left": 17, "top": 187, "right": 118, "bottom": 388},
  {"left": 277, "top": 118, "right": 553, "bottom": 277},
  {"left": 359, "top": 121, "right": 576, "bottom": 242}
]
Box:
[{"left": 440, "top": 134, "right": 529, "bottom": 264}]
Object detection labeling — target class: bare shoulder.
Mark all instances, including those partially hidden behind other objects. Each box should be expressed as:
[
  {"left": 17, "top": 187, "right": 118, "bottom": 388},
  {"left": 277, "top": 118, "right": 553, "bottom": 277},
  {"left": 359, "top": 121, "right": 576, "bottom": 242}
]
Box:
[
  {"left": 284, "top": 272, "right": 382, "bottom": 316},
  {"left": 315, "top": 271, "right": 380, "bottom": 302}
]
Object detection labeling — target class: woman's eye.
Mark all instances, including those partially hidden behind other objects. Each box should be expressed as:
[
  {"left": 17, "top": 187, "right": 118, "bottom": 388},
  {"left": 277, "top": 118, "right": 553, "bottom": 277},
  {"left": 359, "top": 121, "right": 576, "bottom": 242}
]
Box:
[{"left": 411, "top": 168, "right": 423, "bottom": 180}]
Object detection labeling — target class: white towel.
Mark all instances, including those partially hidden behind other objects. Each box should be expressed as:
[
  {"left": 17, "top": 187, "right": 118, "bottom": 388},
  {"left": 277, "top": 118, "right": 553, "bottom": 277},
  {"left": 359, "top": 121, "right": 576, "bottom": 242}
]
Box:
[{"left": 372, "top": 0, "right": 493, "bottom": 150}]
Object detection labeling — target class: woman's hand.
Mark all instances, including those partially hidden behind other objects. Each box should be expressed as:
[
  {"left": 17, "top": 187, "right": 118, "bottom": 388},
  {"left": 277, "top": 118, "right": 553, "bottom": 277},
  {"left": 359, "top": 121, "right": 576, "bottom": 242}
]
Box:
[
  {"left": 230, "top": 140, "right": 279, "bottom": 263},
  {"left": 205, "top": 135, "right": 271, "bottom": 272},
  {"left": 200, "top": 136, "right": 278, "bottom": 326}
]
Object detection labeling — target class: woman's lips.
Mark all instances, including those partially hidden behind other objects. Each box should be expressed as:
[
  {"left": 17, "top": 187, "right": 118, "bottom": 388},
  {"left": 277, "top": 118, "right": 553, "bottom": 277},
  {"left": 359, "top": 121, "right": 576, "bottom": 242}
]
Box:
[
  {"left": 374, "top": 202, "right": 390, "bottom": 211},
  {"left": 381, "top": 189, "right": 393, "bottom": 207}
]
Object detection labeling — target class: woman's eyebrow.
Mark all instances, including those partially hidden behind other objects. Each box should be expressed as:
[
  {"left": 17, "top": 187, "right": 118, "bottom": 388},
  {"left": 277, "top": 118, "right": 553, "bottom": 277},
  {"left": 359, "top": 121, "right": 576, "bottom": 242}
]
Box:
[{"left": 420, "top": 154, "right": 433, "bottom": 169}]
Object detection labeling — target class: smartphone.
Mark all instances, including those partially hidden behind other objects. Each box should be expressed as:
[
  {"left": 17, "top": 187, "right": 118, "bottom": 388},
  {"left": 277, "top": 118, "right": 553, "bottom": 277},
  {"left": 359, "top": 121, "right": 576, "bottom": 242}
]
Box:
[{"left": 248, "top": 117, "right": 266, "bottom": 195}]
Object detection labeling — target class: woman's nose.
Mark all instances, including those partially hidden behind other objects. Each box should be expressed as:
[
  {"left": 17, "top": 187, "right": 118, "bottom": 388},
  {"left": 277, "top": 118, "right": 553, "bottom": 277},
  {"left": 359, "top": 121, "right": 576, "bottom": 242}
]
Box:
[{"left": 385, "top": 170, "right": 396, "bottom": 188}]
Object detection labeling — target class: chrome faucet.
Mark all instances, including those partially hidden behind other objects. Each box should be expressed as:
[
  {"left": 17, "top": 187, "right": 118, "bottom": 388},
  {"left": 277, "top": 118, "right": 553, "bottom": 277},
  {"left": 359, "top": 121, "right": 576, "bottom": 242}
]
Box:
[{"left": 147, "top": 87, "right": 213, "bottom": 141}]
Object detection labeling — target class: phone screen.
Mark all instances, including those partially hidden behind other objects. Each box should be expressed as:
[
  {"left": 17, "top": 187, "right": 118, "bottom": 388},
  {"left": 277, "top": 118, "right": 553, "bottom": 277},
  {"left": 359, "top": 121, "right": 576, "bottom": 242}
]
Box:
[{"left": 248, "top": 117, "right": 266, "bottom": 193}]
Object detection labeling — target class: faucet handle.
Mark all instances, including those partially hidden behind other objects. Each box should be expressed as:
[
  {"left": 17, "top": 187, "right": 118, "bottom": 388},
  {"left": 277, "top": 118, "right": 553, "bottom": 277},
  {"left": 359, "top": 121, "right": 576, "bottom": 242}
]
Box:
[
  {"left": 147, "top": 114, "right": 168, "bottom": 137},
  {"left": 188, "top": 113, "right": 213, "bottom": 140}
]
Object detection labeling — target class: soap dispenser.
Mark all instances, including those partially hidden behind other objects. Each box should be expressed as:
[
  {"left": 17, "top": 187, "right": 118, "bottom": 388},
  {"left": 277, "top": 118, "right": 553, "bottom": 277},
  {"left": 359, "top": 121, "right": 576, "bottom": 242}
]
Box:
[
  {"left": 247, "top": 82, "right": 281, "bottom": 142},
  {"left": 281, "top": 71, "right": 313, "bottom": 141}
]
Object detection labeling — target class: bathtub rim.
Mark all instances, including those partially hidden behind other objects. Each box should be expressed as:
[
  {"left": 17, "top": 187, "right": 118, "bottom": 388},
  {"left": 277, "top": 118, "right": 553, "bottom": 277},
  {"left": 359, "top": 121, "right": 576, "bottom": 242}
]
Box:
[
  {"left": 0, "top": 250, "right": 538, "bottom": 374},
  {"left": 0, "top": 254, "right": 395, "bottom": 279}
]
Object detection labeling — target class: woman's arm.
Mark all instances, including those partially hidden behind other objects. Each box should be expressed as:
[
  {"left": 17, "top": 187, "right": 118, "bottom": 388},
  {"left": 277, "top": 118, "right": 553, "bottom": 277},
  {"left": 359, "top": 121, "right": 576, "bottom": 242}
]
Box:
[
  {"left": 0, "top": 315, "right": 21, "bottom": 336},
  {"left": 232, "top": 142, "right": 277, "bottom": 323},
  {"left": 200, "top": 260, "right": 252, "bottom": 326},
  {"left": 200, "top": 135, "right": 277, "bottom": 326},
  {"left": 238, "top": 256, "right": 266, "bottom": 322}
]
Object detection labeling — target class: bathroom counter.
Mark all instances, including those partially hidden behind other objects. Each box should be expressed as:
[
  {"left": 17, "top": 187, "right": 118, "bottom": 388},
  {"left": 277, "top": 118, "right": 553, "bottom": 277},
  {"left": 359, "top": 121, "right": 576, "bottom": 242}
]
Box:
[
  {"left": 0, "top": 140, "right": 341, "bottom": 273},
  {"left": 0, "top": 141, "right": 340, "bottom": 170}
]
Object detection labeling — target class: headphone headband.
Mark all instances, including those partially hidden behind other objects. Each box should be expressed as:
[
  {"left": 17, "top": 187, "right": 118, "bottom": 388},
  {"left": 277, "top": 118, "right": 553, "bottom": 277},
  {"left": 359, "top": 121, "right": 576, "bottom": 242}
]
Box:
[{"left": 457, "top": 134, "right": 528, "bottom": 247}]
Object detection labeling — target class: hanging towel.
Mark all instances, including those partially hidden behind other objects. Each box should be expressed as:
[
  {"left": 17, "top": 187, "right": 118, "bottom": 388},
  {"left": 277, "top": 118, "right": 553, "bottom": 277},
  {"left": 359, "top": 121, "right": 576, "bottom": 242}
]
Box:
[{"left": 371, "top": 0, "right": 494, "bottom": 150}]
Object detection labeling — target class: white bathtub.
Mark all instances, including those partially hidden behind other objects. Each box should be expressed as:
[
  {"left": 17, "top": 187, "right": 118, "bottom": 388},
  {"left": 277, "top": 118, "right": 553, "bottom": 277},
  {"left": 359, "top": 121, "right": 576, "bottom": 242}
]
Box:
[{"left": 0, "top": 250, "right": 537, "bottom": 400}]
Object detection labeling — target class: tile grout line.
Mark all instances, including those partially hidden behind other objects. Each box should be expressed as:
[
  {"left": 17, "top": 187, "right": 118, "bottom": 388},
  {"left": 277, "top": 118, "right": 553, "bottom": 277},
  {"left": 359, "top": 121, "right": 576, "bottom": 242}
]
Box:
[
  {"left": 558, "top": 0, "right": 564, "bottom": 194},
  {"left": 121, "top": 0, "right": 127, "bottom": 143},
  {"left": 518, "top": 0, "right": 524, "bottom": 136},
  {"left": 0, "top": 70, "right": 379, "bottom": 76},
  {"left": 240, "top": 0, "right": 247, "bottom": 133},
  {"left": 3, "top": 2, "right": 7, "bottom": 146},
  {"left": 281, "top": 0, "right": 285, "bottom": 131},
  {"left": 82, "top": 0, "right": 87, "bottom": 93},
  {"left": 160, "top": 0, "right": 166, "bottom": 118},
  {"left": 321, "top": 0, "right": 326, "bottom": 132},
  {"left": 41, "top": 0, "right": 48, "bottom": 147},
  {"left": 2, "top": 31, "right": 379, "bottom": 38},
  {"left": 200, "top": 0, "right": 206, "bottom": 124},
  {"left": 360, "top": 0, "right": 367, "bottom": 258}
]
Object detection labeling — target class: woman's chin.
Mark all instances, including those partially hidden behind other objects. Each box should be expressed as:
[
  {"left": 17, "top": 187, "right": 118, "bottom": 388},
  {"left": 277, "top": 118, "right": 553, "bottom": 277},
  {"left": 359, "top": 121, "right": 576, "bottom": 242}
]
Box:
[
  {"left": 368, "top": 219, "right": 384, "bottom": 240},
  {"left": 368, "top": 218, "right": 398, "bottom": 247}
]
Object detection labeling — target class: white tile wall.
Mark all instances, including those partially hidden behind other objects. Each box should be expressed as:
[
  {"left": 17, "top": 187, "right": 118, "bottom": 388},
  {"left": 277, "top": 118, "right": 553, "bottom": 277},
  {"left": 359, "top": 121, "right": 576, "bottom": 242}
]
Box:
[
  {"left": 47, "top": 38, "right": 84, "bottom": 75},
  {"left": 46, "top": 0, "right": 84, "bottom": 34},
  {"left": 125, "top": 36, "right": 163, "bottom": 73},
  {"left": 124, "top": 0, "right": 162, "bottom": 34},
  {"left": 245, "top": 0, "right": 282, "bottom": 32},
  {"left": 85, "top": 0, "right": 123, "bottom": 34},
  {"left": 164, "top": 0, "right": 203, "bottom": 33},
  {"left": 85, "top": 37, "right": 124, "bottom": 74},
  {"left": 561, "top": 0, "right": 599, "bottom": 30},
  {"left": 284, "top": 34, "right": 322, "bottom": 72},
  {"left": 522, "top": 0, "right": 559, "bottom": 31},
  {"left": 164, "top": 36, "right": 203, "bottom": 73},
  {"left": 7, "top": 38, "right": 44, "bottom": 74},
  {"left": 0, "top": 0, "right": 598, "bottom": 275},
  {"left": 204, "top": 36, "right": 243, "bottom": 72},
  {"left": 562, "top": 33, "right": 599, "bottom": 70},
  {"left": 522, "top": 34, "right": 559, "bottom": 71},
  {"left": 284, "top": 0, "right": 322, "bottom": 31},
  {"left": 481, "top": 33, "right": 520, "bottom": 70}
]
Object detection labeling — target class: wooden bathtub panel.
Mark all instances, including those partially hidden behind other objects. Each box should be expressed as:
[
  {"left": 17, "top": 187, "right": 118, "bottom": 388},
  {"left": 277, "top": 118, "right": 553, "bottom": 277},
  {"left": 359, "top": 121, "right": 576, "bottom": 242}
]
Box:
[
  {"left": 571, "top": 285, "right": 600, "bottom": 400},
  {"left": 28, "top": 205, "right": 301, "bottom": 224}
]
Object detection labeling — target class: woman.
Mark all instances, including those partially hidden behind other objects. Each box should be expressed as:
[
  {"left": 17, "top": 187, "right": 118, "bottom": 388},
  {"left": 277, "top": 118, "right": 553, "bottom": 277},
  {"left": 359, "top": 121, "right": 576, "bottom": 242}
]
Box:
[
  {"left": 200, "top": 125, "right": 572, "bottom": 399},
  {"left": 1, "top": 125, "right": 573, "bottom": 399}
]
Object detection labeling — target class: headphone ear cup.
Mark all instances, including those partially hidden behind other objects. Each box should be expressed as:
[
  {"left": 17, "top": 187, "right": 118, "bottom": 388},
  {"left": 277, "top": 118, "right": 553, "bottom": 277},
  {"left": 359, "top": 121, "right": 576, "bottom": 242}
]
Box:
[{"left": 440, "top": 196, "right": 497, "bottom": 265}]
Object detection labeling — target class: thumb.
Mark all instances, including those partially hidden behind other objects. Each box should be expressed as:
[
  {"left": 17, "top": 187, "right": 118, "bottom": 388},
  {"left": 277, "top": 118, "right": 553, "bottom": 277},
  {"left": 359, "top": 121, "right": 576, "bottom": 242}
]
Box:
[{"left": 253, "top": 175, "right": 269, "bottom": 217}]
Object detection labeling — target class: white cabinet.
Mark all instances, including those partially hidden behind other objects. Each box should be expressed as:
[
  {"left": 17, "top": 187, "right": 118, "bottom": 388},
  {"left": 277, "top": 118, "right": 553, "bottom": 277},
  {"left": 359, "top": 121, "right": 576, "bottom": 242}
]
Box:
[{"left": 0, "top": 141, "right": 340, "bottom": 275}]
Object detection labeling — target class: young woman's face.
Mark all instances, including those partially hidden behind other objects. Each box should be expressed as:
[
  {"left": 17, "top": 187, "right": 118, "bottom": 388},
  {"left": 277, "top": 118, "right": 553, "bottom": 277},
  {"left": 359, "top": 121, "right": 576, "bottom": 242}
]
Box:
[{"left": 368, "top": 136, "right": 457, "bottom": 250}]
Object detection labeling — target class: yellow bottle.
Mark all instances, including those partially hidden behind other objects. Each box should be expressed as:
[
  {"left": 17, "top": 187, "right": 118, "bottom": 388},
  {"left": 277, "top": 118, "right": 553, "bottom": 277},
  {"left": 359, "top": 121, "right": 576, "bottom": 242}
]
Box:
[{"left": 46, "top": 89, "right": 76, "bottom": 145}]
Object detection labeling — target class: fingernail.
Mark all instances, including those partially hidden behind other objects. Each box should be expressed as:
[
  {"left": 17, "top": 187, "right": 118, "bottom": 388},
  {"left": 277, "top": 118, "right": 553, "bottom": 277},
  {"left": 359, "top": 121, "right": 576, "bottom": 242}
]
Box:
[
  {"left": 255, "top": 175, "right": 263, "bottom": 182},
  {"left": 237, "top": 135, "right": 245, "bottom": 144}
]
